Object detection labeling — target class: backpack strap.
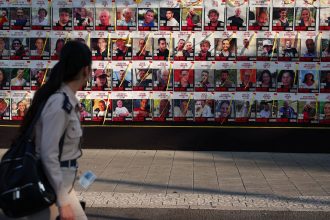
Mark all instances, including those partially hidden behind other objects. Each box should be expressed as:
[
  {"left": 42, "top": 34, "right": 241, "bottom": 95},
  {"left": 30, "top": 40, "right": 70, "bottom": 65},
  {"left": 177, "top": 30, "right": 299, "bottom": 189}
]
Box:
[
  {"left": 58, "top": 92, "right": 71, "bottom": 161},
  {"left": 62, "top": 92, "right": 73, "bottom": 114}
]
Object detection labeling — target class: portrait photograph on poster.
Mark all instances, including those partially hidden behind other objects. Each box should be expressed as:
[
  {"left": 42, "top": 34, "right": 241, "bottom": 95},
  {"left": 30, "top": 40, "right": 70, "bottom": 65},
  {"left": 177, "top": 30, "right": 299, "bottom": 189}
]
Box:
[
  {"left": 153, "top": 98, "right": 173, "bottom": 121},
  {"left": 112, "top": 98, "right": 132, "bottom": 121},
  {"left": 52, "top": 7, "right": 72, "bottom": 31},
  {"left": 132, "top": 37, "right": 153, "bottom": 60},
  {"left": 31, "top": 7, "right": 51, "bottom": 30},
  {"left": 194, "top": 69, "right": 214, "bottom": 92},
  {"left": 133, "top": 98, "right": 152, "bottom": 121},
  {"left": 10, "top": 7, "right": 30, "bottom": 30},
  {"left": 0, "top": 68, "right": 10, "bottom": 90},
  {"left": 153, "top": 68, "right": 173, "bottom": 91},
  {"left": 214, "top": 69, "right": 237, "bottom": 91}
]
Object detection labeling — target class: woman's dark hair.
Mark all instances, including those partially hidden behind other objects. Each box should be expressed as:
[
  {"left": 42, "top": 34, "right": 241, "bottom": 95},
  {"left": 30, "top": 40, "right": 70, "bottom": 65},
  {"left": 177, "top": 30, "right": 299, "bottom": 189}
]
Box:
[
  {"left": 303, "top": 73, "right": 314, "bottom": 83},
  {"left": 0, "top": 68, "right": 6, "bottom": 87},
  {"left": 19, "top": 40, "right": 92, "bottom": 135},
  {"left": 259, "top": 70, "right": 272, "bottom": 86}
]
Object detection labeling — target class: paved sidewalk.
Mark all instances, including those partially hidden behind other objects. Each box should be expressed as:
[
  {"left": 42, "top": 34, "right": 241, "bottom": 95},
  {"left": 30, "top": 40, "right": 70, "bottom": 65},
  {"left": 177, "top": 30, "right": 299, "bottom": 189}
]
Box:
[{"left": 1, "top": 149, "right": 330, "bottom": 219}]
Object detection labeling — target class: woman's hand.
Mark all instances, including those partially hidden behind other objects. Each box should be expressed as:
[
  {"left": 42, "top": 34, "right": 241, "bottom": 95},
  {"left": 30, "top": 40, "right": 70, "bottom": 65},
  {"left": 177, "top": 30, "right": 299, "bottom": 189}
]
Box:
[{"left": 59, "top": 204, "right": 75, "bottom": 220}]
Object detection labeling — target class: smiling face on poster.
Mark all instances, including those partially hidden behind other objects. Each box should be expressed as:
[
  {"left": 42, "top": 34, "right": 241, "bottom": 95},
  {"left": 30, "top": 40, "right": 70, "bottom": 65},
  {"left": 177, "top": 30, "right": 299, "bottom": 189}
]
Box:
[
  {"left": 174, "top": 33, "right": 195, "bottom": 61},
  {"left": 10, "top": 37, "right": 29, "bottom": 60},
  {"left": 112, "top": 99, "right": 132, "bottom": 120},
  {"left": 10, "top": 7, "right": 30, "bottom": 30},
  {"left": 31, "top": 7, "right": 51, "bottom": 30},
  {"left": 295, "top": 7, "right": 316, "bottom": 31},
  {"left": 298, "top": 70, "right": 319, "bottom": 92},
  {"left": 215, "top": 38, "right": 236, "bottom": 61},
  {"left": 138, "top": 8, "right": 158, "bottom": 31},
  {"left": 11, "top": 91, "right": 31, "bottom": 120}
]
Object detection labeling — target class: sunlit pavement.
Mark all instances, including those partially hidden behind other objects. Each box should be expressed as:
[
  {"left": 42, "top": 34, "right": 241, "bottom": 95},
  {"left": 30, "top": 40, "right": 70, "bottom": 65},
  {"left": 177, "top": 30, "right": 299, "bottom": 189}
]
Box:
[{"left": 1, "top": 149, "right": 330, "bottom": 219}]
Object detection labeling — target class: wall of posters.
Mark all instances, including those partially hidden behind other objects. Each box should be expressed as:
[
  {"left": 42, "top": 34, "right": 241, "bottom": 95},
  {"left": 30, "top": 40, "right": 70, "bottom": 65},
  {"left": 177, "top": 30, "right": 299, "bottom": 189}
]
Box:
[{"left": 0, "top": 0, "right": 329, "bottom": 126}]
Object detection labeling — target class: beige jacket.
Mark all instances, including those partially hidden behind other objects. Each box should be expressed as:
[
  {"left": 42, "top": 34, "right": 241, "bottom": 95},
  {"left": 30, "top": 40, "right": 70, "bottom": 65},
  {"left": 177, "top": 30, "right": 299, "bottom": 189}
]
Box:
[{"left": 35, "top": 84, "right": 82, "bottom": 207}]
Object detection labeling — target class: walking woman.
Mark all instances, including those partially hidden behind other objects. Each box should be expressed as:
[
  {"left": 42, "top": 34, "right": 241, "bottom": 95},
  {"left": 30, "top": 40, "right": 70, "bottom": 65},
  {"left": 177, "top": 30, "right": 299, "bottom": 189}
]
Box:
[{"left": 19, "top": 40, "right": 92, "bottom": 219}]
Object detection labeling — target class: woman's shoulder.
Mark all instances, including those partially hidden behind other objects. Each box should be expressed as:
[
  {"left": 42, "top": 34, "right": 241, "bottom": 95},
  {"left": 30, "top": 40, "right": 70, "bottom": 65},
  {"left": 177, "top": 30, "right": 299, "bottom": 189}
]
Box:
[{"left": 44, "top": 92, "right": 67, "bottom": 112}]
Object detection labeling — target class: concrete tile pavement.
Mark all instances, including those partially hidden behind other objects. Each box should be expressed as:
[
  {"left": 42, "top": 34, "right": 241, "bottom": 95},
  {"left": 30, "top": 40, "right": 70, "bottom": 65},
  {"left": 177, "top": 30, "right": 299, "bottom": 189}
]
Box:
[{"left": 1, "top": 149, "right": 330, "bottom": 219}]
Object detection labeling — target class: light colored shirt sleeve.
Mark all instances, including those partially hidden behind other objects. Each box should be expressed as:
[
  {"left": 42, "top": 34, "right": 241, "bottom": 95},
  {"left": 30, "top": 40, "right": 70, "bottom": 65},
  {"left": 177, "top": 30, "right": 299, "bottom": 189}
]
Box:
[{"left": 38, "top": 94, "right": 70, "bottom": 206}]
